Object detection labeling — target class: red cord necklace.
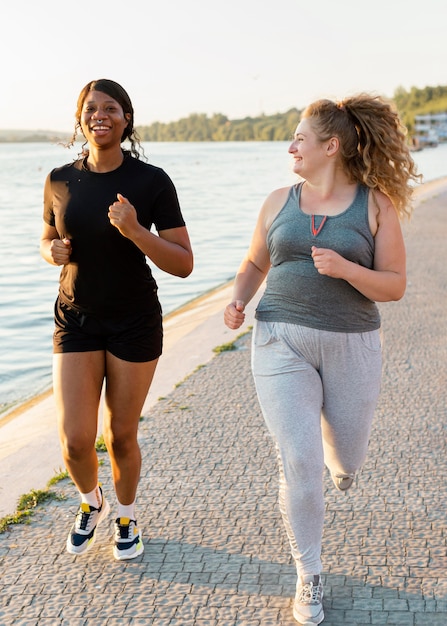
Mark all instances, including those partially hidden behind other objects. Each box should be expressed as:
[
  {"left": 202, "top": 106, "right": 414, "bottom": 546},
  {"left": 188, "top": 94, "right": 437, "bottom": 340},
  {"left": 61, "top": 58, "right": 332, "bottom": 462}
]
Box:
[{"left": 311, "top": 214, "right": 327, "bottom": 236}]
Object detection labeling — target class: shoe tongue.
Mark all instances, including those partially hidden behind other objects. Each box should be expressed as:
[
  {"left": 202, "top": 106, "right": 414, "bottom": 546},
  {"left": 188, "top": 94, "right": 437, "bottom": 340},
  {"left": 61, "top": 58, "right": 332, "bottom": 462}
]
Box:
[
  {"left": 119, "top": 517, "right": 131, "bottom": 525},
  {"left": 302, "top": 574, "right": 319, "bottom": 584},
  {"left": 80, "top": 502, "right": 91, "bottom": 513}
]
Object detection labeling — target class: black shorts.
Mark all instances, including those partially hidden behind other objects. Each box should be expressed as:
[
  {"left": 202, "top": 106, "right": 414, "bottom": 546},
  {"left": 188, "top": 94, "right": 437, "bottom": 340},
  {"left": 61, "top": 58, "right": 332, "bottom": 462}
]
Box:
[{"left": 53, "top": 297, "right": 163, "bottom": 363}]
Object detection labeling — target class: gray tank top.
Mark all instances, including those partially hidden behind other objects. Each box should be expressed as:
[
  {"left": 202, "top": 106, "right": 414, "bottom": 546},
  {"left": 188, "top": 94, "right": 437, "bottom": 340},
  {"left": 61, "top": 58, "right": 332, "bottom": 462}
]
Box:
[{"left": 255, "top": 182, "right": 381, "bottom": 332}]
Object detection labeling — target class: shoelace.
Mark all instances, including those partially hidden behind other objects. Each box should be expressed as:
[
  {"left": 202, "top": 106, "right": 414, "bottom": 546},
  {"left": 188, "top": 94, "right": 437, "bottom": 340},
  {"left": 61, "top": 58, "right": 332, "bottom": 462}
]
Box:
[
  {"left": 298, "top": 580, "right": 322, "bottom": 604},
  {"left": 115, "top": 521, "right": 135, "bottom": 540},
  {"left": 76, "top": 508, "right": 96, "bottom": 532}
]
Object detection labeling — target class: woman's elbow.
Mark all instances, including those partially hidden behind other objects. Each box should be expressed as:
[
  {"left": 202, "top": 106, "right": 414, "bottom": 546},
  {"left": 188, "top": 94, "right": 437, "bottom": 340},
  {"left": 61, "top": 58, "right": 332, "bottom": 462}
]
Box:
[
  {"left": 383, "top": 277, "right": 406, "bottom": 302},
  {"left": 393, "top": 275, "right": 407, "bottom": 301},
  {"left": 374, "top": 275, "right": 406, "bottom": 302},
  {"left": 178, "top": 255, "right": 194, "bottom": 278},
  {"left": 392, "top": 286, "right": 406, "bottom": 301}
]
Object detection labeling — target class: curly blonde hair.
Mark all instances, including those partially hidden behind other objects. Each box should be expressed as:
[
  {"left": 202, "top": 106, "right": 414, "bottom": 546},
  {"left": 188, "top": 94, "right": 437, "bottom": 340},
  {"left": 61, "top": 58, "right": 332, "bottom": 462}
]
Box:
[{"left": 301, "top": 94, "right": 421, "bottom": 219}]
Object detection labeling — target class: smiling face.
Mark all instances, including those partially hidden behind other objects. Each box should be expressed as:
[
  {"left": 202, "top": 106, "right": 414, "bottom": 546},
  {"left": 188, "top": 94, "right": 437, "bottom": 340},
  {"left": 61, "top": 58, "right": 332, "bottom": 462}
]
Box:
[
  {"left": 80, "top": 90, "right": 130, "bottom": 149},
  {"left": 288, "top": 118, "right": 329, "bottom": 178}
]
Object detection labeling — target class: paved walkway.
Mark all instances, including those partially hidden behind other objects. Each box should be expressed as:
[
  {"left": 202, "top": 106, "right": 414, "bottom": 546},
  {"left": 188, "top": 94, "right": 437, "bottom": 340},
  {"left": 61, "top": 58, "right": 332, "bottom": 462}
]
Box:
[{"left": 1, "top": 181, "right": 447, "bottom": 625}]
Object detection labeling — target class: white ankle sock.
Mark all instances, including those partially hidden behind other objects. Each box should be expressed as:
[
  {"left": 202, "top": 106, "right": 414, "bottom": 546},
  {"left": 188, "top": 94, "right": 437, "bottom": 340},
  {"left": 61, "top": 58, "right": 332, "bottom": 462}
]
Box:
[
  {"left": 80, "top": 486, "right": 101, "bottom": 508},
  {"left": 117, "top": 501, "right": 136, "bottom": 520}
]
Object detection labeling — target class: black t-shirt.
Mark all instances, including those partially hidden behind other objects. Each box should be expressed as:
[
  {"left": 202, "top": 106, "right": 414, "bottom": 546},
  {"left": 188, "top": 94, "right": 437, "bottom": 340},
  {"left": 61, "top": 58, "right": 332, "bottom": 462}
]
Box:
[{"left": 43, "top": 153, "right": 186, "bottom": 317}]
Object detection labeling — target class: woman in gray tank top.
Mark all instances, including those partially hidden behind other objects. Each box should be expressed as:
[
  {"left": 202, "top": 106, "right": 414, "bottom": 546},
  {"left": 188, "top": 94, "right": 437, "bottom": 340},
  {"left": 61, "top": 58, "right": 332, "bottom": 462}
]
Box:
[{"left": 224, "top": 94, "right": 420, "bottom": 625}]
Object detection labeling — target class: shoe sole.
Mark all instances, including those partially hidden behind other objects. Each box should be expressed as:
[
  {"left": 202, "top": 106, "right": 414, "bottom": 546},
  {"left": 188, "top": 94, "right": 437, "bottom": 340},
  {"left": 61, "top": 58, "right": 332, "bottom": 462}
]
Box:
[
  {"left": 292, "top": 607, "right": 324, "bottom": 625},
  {"left": 293, "top": 588, "right": 324, "bottom": 625},
  {"left": 66, "top": 497, "right": 111, "bottom": 556}
]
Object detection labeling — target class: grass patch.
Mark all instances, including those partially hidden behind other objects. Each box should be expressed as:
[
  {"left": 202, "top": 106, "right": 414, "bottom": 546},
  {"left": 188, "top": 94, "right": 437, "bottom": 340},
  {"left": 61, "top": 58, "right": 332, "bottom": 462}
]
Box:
[
  {"left": 95, "top": 435, "right": 107, "bottom": 452},
  {"left": 17, "top": 489, "right": 56, "bottom": 511},
  {"left": 0, "top": 447, "right": 111, "bottom": 534},
  {"left": 45, "top": 468, "right": 69, "bottom": 487},
  {"left": 213, "top": 327, "right": 253, "bottom": 354},
  {"left": 213, "top": 341, "right": 237, "bottom": 353},
  {"left": 0, "top": 510, "right": 33, "bottom": 533},
  {"left": 0, "top": 476, "right": 67, "bottom": 534}
]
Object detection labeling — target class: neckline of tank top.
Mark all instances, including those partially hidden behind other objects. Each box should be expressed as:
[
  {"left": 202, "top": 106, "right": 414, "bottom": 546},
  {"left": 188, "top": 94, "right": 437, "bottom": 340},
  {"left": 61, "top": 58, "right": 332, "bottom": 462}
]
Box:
[{"left": 296, "top": 182, "right": 362, "bottom": 220}]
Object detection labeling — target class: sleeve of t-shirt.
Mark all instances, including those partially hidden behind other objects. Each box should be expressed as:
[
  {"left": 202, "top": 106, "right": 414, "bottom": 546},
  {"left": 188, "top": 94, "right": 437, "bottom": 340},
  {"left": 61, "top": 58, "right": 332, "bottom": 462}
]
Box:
[
  {"left": 43, "top": 171, "right": 56, "bottom": 226},
  {"left": 151, "top": 169, "right": 186, "bottom": 232}
]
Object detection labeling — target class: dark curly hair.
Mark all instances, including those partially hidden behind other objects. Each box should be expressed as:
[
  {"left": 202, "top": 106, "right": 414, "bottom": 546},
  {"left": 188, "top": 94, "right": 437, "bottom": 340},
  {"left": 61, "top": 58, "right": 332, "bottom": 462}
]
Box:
[{"left": 67, "top": 78, "right": 144, "bottom": 160}]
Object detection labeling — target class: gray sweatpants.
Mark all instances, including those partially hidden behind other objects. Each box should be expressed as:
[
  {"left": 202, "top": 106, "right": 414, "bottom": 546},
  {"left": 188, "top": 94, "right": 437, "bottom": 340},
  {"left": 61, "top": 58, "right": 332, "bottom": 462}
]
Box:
[{"left": 251, "top": 320, "right": 382, "bottom": 577}]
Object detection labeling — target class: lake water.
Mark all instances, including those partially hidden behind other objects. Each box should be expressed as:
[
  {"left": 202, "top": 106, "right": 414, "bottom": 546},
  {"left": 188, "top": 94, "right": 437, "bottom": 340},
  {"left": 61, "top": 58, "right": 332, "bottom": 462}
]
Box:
[{"left": 0, "top": 141, "right": 446, "bottom": 414}]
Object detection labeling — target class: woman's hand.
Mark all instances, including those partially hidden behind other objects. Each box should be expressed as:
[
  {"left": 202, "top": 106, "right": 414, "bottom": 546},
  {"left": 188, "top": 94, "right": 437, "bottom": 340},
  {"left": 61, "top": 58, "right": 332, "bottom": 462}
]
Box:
[
  {"left": 49, "top": 238, "right": 72, "bottom": 266},
  {"left": 224, "top": 301, "right": 246, "bottom": 329},
  {"left": 311, "top": 246, "right": 348, "bottom": 278},
  {"left": 108, "top": 193, "right": 139, "bottom": 238},
  {"left": 311, "top": 188, "right": 407, "bottom": 302},
  {"left": 111, "top": 191, "right": 193, "bottom": 277}
]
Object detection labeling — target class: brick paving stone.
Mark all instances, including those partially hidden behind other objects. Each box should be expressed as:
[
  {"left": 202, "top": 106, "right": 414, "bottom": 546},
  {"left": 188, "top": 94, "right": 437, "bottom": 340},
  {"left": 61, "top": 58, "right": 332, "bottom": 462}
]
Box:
[{"left": 0, "top": 186, "right": 447, "bottom": 624}]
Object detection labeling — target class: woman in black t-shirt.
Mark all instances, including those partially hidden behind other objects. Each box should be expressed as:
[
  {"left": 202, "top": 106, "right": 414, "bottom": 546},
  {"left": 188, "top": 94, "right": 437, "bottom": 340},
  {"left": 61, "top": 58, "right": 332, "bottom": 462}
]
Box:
[{"left": 40, "top": 79, "right": 193, "bottom": 561}]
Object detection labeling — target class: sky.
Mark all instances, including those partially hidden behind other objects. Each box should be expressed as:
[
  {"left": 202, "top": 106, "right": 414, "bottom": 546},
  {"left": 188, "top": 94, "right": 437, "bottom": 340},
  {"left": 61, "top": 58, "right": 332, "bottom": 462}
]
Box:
[{"left": 2, "top": 0, "right": 445, "bottom": 132}]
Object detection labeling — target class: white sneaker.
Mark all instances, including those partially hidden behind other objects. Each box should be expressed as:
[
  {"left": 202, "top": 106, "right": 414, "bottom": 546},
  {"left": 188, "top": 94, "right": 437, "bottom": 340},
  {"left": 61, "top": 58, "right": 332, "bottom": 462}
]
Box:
[{"left": 293, "top": 574, "right": 324, "bottom": 625}]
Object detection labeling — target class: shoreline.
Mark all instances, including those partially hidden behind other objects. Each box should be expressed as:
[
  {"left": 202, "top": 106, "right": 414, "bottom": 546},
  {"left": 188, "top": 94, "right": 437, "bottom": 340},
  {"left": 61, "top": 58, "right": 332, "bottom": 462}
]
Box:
[
  {"left": 0, "top": 278, "right": 262, "bottom": 518},
  {"left": 0, "top": 279, "right": 236, "bottom": 428},
  {"left": 1, "top": 174, "right": 446, "bottom": 518}
]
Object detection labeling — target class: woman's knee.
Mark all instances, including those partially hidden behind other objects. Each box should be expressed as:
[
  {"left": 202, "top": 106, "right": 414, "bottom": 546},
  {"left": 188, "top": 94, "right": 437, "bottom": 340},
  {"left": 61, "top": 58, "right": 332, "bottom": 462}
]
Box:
[
  {"left": 60, "top": 432, "right": 95, "bottom": 462},
  {"left": 103, "top": 424, "right": 138, "bottom": 458},
  {"left": 280, "top": 445, "right": 323, "bottom": 487}
]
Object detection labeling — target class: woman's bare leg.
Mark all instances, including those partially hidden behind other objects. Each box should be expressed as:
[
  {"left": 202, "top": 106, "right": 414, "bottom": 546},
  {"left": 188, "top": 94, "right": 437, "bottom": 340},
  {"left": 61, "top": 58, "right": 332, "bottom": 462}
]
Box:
[
  {"left": 102, "top": 352, "right": 158, "bottom": 505},
  {"left": 53, "top": 351, "right": 105, "bottom": 493}
]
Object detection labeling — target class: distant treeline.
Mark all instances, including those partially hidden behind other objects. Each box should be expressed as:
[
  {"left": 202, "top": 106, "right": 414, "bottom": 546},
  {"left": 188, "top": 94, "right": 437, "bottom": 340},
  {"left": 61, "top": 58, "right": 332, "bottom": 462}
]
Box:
[
  {"left": 137, "top": 109, "right": 301, "bottom": 142},
  {"left": 394, "top": 84, "right": 447, "bottom": 133},
  {"left": 0, "top": 130, "right": 71, "bottom": 143},
  {"left": 1, "top": 84, "right": 446, "bottom": 143},
  {"left": 136, "top": 84, "right": 447, "bottom": 141}
]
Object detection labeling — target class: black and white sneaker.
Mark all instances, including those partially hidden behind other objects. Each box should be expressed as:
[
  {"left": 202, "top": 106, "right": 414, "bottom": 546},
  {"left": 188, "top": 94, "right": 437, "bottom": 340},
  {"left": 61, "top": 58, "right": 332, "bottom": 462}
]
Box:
[
  {"left": 113, "top": 517, "right": 144, "bottom": 561},
  {"left": 66, "top": 487, "right": 110, "bottom": 555}
]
